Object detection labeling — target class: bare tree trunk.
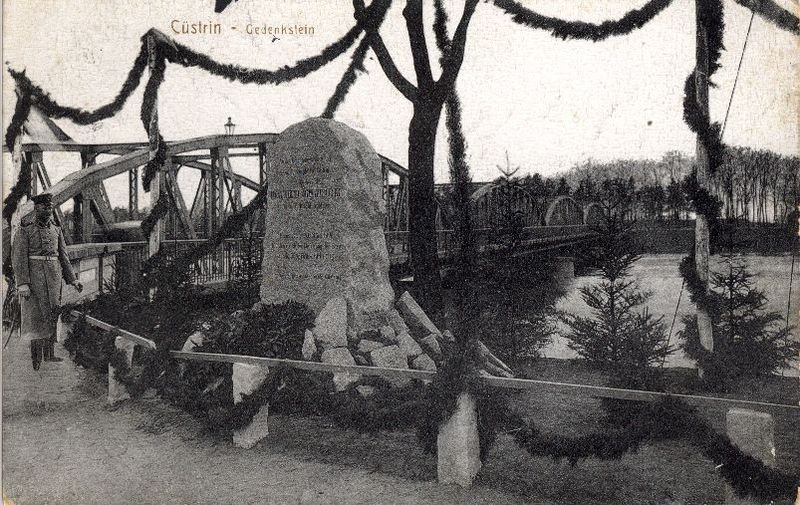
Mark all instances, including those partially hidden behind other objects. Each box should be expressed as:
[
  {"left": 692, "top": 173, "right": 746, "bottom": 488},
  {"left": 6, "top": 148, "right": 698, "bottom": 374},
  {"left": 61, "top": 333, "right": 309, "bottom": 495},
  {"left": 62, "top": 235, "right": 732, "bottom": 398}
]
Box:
[
  {"left": 358, "top": 0, "right": 477, "bottom": 318},
  {"left": 694, "top": 3, "right": 714, "bottom": 359},
  {"left": 408, "top": 100, "right": 444, "bottom": 315}
]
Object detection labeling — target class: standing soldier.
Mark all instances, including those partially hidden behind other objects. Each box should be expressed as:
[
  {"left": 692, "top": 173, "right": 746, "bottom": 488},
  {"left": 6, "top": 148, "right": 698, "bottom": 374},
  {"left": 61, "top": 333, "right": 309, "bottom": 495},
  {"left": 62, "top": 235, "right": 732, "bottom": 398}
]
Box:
[{"left": 12, "top": 193, "right": 82, "bottom": 370}]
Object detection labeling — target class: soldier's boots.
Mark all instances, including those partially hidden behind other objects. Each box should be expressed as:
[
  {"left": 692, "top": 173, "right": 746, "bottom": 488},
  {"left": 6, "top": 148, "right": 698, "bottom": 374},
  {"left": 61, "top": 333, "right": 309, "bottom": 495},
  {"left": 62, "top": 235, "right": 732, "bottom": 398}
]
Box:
[
  {"left": 31, "top": 339, "right": 62, "bottom": 369},
  {"left": 43, "top": 340, "right": 63, "bottom": 362},
  {"left": 30, "top": 340, "right": 43, "bottom": 370}
]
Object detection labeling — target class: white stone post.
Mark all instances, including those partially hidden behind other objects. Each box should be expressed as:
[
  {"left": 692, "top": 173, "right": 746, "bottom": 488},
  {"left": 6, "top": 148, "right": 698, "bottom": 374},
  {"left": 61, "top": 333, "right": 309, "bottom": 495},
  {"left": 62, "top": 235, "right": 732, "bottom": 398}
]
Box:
[
  {"left": 553, "top": 256, "right": 575, "bottom": 282},
  {"left": 725, "top": 408, "right": 776, "bottom": 505},
  {"left": 108, "top": 337, "right": 136, "bottom": 405},
  {"left": 56, "top": 314, "right": 73, "bottom": 344},
  {"left": 437, "top": 392, "right": 482, "bottom": 487},
  {"left": 232, "top": 363, "right": 270, "bottom": 449}
]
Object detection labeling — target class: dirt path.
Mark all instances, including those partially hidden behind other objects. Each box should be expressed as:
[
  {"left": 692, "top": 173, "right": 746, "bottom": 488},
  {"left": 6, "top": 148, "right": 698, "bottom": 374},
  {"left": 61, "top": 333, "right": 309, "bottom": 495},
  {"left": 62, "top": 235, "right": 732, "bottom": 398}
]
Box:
[
  {"left": 1, "top": 336, "right": 544, "bottom": 505},
  {"left": 4, "top": 335, "right": 797, "bottom": 505}
]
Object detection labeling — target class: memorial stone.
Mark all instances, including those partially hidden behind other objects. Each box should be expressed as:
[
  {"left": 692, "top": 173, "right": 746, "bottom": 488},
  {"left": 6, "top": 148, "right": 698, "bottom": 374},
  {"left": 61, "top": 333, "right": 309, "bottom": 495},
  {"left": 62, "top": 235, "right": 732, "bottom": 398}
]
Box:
[{"left": 260, "top": 118, "right": 395, "bottom": 330}]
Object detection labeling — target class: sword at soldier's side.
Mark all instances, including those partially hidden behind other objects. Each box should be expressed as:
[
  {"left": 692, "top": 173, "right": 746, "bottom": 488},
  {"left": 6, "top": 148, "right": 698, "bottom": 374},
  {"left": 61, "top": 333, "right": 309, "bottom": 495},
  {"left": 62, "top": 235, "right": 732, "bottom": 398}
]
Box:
[{"left": 3, "top": 285, "right": 21, "bottom": 349}]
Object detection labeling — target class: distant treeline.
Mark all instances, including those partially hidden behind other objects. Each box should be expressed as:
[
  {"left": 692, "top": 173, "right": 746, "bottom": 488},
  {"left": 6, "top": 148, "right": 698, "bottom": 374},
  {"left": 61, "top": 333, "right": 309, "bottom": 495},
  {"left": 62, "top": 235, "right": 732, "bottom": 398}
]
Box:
[
  {"left": 557, "top": 149, "right": 799, "bottom": 225},
  {"left": 433, "top": 149, "right": 797, "bottom": 232}
]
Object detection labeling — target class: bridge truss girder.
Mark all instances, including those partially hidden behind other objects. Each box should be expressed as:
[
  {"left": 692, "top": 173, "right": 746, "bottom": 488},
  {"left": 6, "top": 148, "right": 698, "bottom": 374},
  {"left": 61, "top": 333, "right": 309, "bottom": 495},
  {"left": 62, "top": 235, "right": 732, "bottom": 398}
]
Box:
[
  {"left": 13, "top": 134, "right": 413, "bottom": 246},
  {"left": 163, "top": 162, "right": 197, "bottom": 240}
]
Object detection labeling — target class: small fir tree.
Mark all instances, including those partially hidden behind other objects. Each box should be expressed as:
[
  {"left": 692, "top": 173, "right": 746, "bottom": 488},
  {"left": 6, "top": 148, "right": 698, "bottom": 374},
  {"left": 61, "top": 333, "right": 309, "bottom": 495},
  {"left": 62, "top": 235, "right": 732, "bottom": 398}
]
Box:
[
  {"left": 680, "top": 255, "right": 798, "bottom": 391},
  {"left": 447, "top": 158, "right": 561, "bottom": 365},
  {"left": 229, "top": 225, "right": 263, "bottom": 301},
  {"left": 493, "top": 153, "right": 526, "bottom": 251},
  {"left": 562, "top": 212, "right": 674, "bottom": 389},
  {"left": 469, "top": 254, "right": 562, "bottom": 365}
]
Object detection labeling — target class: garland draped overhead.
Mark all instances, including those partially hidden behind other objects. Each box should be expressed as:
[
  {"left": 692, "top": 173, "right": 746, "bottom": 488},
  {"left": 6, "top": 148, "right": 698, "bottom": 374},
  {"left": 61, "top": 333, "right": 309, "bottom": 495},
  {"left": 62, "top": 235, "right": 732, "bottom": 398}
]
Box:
[
  {"left": 322, "top": 36, "right": 371, "bottom": 119},
  {"left": 3, "top": 0, "right": 391, "bottom": 226},
  {"left": 321, "top": 0, "right": 392, "bottom": 118},
  {"left": 6, "top": 45, "right": 149, "bottom": 132},
  {"left": 733, "top": 0, "right": 800, "bottom": 35},
  {"left": 2, "top": 92, "right": 33, "bottom": 223},
  {"left": 162, "top": 26, "right": 360, "bottom": 85},
  {"left": 141, "top": 36, "right": 168, "bottom": 192},
  {"left": 490, "top": 0, "right": 675, "bottom": 41}
]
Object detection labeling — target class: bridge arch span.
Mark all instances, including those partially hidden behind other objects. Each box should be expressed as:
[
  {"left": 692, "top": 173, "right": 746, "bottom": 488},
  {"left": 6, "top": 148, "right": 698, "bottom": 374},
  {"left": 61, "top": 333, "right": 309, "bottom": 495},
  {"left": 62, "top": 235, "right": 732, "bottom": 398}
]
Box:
[
  {"left": 583, "top": 202, "right": 606, "bottom": 226},
  {"left": 469, "top": 181, "right": 540, "bottom": 229},
  {"left": 544, "top": 196, "right": 583, "bottom": 226}
]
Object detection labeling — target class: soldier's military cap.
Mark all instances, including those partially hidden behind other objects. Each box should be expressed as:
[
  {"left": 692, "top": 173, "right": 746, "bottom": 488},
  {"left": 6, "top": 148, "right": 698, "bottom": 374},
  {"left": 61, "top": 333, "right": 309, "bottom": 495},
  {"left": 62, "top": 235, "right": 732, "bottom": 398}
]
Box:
[{"left": 31, "top": 193, "right": 53, "bottom": 205}]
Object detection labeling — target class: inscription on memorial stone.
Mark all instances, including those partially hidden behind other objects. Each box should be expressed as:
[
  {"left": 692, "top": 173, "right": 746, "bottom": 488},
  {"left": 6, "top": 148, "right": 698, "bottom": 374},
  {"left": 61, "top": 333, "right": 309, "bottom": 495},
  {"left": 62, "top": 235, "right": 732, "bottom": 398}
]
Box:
[{"left": 260, "top": 118, "right": 395, "bottom": 327}]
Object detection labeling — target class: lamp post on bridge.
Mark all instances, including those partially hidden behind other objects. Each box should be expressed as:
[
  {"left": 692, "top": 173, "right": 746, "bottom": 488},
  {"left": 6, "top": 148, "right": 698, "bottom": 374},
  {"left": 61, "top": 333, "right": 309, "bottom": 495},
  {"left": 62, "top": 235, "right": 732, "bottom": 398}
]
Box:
[{"left": 224, "top": 117, "right": 236, "bottom": 137}]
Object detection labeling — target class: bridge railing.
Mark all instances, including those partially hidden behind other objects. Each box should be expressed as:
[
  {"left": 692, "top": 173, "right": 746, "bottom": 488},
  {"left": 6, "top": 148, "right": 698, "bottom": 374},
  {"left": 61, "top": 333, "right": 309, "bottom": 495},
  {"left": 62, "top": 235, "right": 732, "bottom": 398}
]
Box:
[
  {"left": 109, "top": 225, "right": 594, "bottom": 287},
  {"left": 114, "top": 238, "right": 263, "bottom": 287}
]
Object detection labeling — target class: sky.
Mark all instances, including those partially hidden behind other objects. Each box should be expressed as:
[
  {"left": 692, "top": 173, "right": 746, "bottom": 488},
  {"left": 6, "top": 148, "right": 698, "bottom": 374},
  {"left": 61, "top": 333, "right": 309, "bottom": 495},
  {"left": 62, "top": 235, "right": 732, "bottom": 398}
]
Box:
[{"left": 2, "top": 0, "right": 799, "bottom": 210}]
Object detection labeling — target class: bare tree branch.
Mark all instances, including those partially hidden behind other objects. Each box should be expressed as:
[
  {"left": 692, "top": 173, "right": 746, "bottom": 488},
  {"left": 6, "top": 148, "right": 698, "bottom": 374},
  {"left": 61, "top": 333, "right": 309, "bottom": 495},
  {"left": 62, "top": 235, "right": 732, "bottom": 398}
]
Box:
[
  {"left": 403, "top": 0, "right": 435, "bottom": 90},
  {"left": 354, "top": 0, "right": 419, "bottom": 101}
]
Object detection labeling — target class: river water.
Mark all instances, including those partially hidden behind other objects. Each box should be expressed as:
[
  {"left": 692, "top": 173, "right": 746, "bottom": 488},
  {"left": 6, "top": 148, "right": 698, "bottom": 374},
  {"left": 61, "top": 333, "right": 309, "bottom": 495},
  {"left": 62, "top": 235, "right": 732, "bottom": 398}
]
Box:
[{"left": 545, "top": 253, "right": 800, "bottom": 377}]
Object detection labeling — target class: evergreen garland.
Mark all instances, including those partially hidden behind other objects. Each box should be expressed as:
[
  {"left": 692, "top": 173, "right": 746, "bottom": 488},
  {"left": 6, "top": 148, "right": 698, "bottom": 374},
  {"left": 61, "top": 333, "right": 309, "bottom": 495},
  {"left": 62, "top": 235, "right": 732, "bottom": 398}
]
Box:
[
  {"left": 108, "top": 345, "right": 168, "bottom": 398},
  {"left": 2, "top": 0, "right": 390, "bottom": 229},
  {"left": 164, "top": 25, "right": 357, "bottom": 86},
  {"left": 679, "top": 254, "right": 721, "bottom": 317},
  {"left": 681, "top": 0, "right": 726, "bottom": 178},
  {"left": 733, "top": 0, "right": 800, "bottom": 35},
  {"left": 433, "top": 0, "right": 475, "bottom": 264},
  {"left": 320, "top": 0, "right": 391, "bottom": 118},
  {"left": 157, "top": 0, "right": 390, "bottom": 86},
  {"left": 6, "top": 44, "right": 148, "bottom": 131},
  {"left": 415, "top": 347, "right": 471, "bottom": 455},
  {"left": 4, "top": 89, "right": 32, "bottom": 152},
  {"left": 511, "top": 398, "right": 798, "bottom": 502},
  {"left": 140, "top": 38, "right": 167, "bottom": 193},
  {"left": 680, "top": 169, "right": 723, "bottom": 254},
  {"left": 443, "top": 93, "right": 474, "bottom": 256},
  {"left": 62, "top": 312, "right": 111, "bottom": 371},
  {"left": 491, "top": 0, "right": 675, "bottom": 41},
  {"left": 200, "top": 369, "right": 430, "bottom": 436},
  {"left": 678, "top": 0, "right": 726, "bottom": 309},
  {"left": 433, "top": 0, "right": 452, "bottom": 57},
  {"left": 141, "top": 183, "right": 269, "bottom": 288},
  {"left": 321, "top": 36, "right": 371, "bottom": 119},
  {"left": 326, "top": 380, "right": 429, "bottom": 434},
  {"left": 2, "top": 91, "right": 32, "bottom": 224},
  {"left": 204, "top": 367, "right": 293, "bottom": 433},
  {"left": 701, "top": 0, "right": 726, "bottom": 78},
  {"left": 65, "top": 301, "right": 798, "bottom": 500},
  {"left": 139, "top": 189, "right": 171, "bottom": 238}
]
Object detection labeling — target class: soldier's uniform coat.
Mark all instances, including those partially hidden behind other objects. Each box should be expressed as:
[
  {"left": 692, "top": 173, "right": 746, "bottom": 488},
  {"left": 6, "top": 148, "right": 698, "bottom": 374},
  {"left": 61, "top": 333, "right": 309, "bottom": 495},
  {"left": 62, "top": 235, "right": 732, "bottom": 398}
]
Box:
[{"left": 11, "top": 218, "right": 76, "bottom": 343}]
